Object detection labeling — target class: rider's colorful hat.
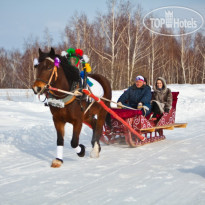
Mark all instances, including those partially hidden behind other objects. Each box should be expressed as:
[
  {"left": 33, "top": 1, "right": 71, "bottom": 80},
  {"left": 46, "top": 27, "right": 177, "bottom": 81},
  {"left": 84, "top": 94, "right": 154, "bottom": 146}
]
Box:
[{"left": 136, "top": 75, "right": 144, "bottom": 82}]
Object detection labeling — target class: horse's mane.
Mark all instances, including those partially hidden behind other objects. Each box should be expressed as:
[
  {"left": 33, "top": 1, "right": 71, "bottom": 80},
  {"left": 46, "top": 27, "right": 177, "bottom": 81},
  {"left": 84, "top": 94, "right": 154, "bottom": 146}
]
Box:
[
  {"left": 38, "top": 51, "right": 80, "bottom": 85},
  {"left": 57, "top": 55, "right": 80, "bottom": 83}
]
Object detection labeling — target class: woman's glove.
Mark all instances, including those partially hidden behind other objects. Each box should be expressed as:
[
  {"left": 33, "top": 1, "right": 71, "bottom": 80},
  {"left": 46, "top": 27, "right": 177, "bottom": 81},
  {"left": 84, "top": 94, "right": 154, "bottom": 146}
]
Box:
[
  {"left": 117, "top": 102, "right": 123, "bottom": 108},
  {"left": 137, "top": 102, "right": 143, "bottom": 109}
]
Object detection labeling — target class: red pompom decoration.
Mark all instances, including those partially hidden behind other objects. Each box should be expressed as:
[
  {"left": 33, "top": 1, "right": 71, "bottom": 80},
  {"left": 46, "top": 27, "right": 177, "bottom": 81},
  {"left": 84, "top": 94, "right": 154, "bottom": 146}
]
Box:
[{"left": 75, "top": 49, "right": 83, "bottom": 56}]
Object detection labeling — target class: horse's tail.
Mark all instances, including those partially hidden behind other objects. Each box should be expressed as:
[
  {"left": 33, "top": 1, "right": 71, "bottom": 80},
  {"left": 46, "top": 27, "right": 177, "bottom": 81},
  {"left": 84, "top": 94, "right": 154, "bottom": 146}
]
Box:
[
  {"left": 87, "top": 73, "right": 112, "bottom": 129},
  {"left": 105, "top": 112, "right": 112, "bottom": 129}
]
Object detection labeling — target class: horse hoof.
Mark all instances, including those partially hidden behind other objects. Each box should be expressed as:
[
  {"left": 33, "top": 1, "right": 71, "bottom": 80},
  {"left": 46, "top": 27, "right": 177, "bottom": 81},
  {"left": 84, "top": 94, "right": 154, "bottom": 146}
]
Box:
[
  {"left": 51, "top": 158, "right": 63, "bottom": 168},
  {"left": 90, "top": 142, "right": 100, "bottom": 158},
  {"left": 77, "top": 144, "right": 85, "bottom": 157},
  {"left": 90, "top": 151, "right": 99, "bottom": 158}
]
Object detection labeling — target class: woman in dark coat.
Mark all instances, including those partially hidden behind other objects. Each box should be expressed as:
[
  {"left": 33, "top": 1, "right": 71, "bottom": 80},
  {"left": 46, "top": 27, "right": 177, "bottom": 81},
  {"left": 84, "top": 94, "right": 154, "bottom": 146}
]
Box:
[
  {"left": 117, "top": 75, "right": 152, "bottom": 116},
  {"left": 151, "top": 77, "right": 172, "bottom": 118}
]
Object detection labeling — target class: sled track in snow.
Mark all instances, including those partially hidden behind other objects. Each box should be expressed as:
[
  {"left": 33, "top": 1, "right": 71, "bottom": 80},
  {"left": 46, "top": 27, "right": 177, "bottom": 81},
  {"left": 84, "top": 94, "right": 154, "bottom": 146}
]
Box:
[{"left": 58, "top": 129, "right": 196, "bottom": 198}]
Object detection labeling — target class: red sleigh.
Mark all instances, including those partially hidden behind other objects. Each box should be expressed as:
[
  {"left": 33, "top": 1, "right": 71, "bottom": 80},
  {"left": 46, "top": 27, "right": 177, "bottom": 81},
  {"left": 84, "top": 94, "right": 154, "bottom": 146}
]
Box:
[{"left": 100, "top": 92, "right": 187, "bottom": 147}]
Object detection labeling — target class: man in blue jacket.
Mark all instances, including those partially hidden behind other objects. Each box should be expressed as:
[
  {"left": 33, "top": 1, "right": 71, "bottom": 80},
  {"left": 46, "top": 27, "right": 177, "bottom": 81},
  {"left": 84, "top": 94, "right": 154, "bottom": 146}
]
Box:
[{"left": 117, "top": 75, "right": 152, "bottom": 116}]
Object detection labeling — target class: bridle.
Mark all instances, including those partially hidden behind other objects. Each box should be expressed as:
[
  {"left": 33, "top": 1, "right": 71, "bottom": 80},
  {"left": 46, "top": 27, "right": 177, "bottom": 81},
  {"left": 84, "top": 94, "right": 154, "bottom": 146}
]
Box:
[
  {"left": 36, "top": 57, "right": 59, "bottom": 95},
  {"left": 34, "top": 56, "right": 83, "bottom": 107}
]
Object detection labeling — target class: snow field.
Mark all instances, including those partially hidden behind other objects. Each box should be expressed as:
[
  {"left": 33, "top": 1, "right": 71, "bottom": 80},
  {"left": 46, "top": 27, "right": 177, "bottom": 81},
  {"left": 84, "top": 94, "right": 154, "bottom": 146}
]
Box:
[{"left": 0, "top": 84, "right": 205, "bottom": 205}]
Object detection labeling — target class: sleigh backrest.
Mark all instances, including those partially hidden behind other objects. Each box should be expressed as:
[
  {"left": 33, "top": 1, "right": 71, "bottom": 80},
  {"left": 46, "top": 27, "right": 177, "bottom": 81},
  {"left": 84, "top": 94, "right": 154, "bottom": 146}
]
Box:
[
  {"left": 171, "top": 92, "right": 179, "bottom": 109},
  {"left": 147, "top": 91, "right": 179, "bottom": 120},
  {"left": 112, "top": 91, "right": 179, "bottom": 118}
]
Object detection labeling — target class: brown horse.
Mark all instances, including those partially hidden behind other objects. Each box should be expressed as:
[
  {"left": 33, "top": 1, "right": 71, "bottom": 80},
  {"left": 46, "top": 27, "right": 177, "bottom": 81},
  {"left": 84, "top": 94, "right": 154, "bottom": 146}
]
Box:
[{"left": 32, "top": 48, "right": 112, "bottom": 167}]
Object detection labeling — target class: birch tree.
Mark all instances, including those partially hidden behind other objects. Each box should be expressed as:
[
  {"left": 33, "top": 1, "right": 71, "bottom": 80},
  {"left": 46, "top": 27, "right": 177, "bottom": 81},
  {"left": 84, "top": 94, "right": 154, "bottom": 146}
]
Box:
[
  {"left": 148, "top": 32, "right": 163, "bottom": 85},
  {"left": 195, "top": 32, "right": 205, "bottom": 83},
  {"left": 0, "top": 49, "right": 8, "bottom": 88},
  {"left": 43, "top": 27, "right": 53, "bottom": 51},
  {"left": 90, "top": 0, "right": 127, "bottom": 89},
  {"left": 179, "top": 30, "right": 192, "bottom": 84},
  {"left": 120, "top": 5, "right": 152, "bottom": 87}
]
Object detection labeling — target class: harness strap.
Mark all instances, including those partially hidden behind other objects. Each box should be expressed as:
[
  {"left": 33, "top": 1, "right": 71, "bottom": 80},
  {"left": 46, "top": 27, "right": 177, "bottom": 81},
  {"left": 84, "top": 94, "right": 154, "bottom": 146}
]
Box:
[
  {"left": 48, "top": 66, "right": 58, "bottom": 85},
  {"left": 84, "top": 101, "right": 95, "bottom": 115}
]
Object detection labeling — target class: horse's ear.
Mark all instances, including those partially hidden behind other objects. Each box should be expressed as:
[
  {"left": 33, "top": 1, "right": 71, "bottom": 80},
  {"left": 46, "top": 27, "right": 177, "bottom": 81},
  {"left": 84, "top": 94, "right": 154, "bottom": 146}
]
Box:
[{"left": 50, "top": 47, "right": 55, "bottom": 56}]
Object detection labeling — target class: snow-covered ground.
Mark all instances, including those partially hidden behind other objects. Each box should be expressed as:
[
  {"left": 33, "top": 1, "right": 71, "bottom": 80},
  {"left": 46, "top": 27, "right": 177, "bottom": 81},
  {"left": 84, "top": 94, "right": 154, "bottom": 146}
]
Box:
[{"left": 0, "top": 84, "right": 205, "bottom": 205}]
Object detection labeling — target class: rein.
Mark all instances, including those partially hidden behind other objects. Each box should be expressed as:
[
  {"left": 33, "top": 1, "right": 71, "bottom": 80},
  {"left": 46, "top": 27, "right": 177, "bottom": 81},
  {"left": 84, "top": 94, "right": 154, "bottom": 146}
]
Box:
[
  {"left": 38, "top": 57, "right": 138, "bottom": 111},
  {"left": 48, "top": 85, "right": 139, "bottom": 111}
]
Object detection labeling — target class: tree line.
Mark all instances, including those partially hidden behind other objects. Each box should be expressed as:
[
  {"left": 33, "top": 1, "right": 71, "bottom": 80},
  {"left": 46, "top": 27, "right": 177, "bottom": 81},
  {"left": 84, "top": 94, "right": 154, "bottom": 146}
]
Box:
[{"left": 0, "top": 0, "right": 205, "bottom": 90}]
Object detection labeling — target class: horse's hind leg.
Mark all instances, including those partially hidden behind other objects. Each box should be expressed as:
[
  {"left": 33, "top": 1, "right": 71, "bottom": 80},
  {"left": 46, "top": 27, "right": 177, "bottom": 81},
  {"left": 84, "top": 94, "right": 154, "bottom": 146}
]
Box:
[
  {"left": 90, "top": 115, "right": 106, "bottom": 158},
  {"left": 71, "top": 120, "right": 85, "bottom": 157},
  {"left": 51, "top": 119, "right": 65, "bottom": 168}
]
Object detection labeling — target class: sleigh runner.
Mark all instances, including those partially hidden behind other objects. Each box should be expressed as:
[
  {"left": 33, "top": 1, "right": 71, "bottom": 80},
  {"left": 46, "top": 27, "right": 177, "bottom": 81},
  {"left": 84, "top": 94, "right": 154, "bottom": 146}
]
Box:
[{"left": 99, "top": 92, "right": 187, "bottom": 147}]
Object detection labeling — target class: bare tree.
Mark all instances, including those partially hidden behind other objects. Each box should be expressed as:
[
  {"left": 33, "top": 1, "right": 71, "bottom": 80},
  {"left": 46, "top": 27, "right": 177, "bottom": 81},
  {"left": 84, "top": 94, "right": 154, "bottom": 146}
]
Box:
[
  {"left": 0, "top": 48, "right": 8, "bottom": 88},
  {"left": 147, "top": 32, "right": 163, "bottom": 85},
  {"left": 195, "top": 32, "right": 205, "bottom": 83},
  {"left": 90, "top": 0, "right": 127, "bottom": 89},
  {"left": 119, "top": 4, "right": 151, "bottom": 87},
  {"left": 43, "top": 27, "right": 53, "bottom": 50},
  {"left": 10, "top": 50, "right": 23, "bottom": 88},
  {"left": 178, "top": 29, "right": 193, "bottom": 84}
]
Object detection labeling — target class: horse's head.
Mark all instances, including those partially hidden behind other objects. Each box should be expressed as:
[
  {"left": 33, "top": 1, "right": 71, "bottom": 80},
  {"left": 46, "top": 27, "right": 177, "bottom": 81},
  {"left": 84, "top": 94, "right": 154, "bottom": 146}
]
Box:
[
  {"left": 32, "top": 48, "right": 58, "bottom": 95},
  {"left": 32, "top": 47, "right": 81, "bottom": 96}
]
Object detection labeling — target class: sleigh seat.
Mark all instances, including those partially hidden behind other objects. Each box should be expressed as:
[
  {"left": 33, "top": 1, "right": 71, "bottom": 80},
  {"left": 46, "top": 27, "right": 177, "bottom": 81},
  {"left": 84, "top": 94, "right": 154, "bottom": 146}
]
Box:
[{"left": 101, "top": 92, "right": 187, "bottom": 146}]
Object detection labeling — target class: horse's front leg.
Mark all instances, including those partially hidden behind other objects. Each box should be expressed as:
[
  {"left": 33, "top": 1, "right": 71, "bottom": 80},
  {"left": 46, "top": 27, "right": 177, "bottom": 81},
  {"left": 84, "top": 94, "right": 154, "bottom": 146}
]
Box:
[
  {"left": 51, "top": 119, "right": 65, "bottom": 168},
  {"left": 71, "top": 120, "right": 86, "bottom": 157}
]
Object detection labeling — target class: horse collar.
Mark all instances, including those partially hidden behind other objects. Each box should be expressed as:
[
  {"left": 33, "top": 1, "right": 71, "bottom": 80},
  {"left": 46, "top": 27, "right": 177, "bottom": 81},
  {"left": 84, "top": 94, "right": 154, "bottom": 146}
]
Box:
[{"left": 47, "top": 81, "right": 80, "bottom": 108}]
